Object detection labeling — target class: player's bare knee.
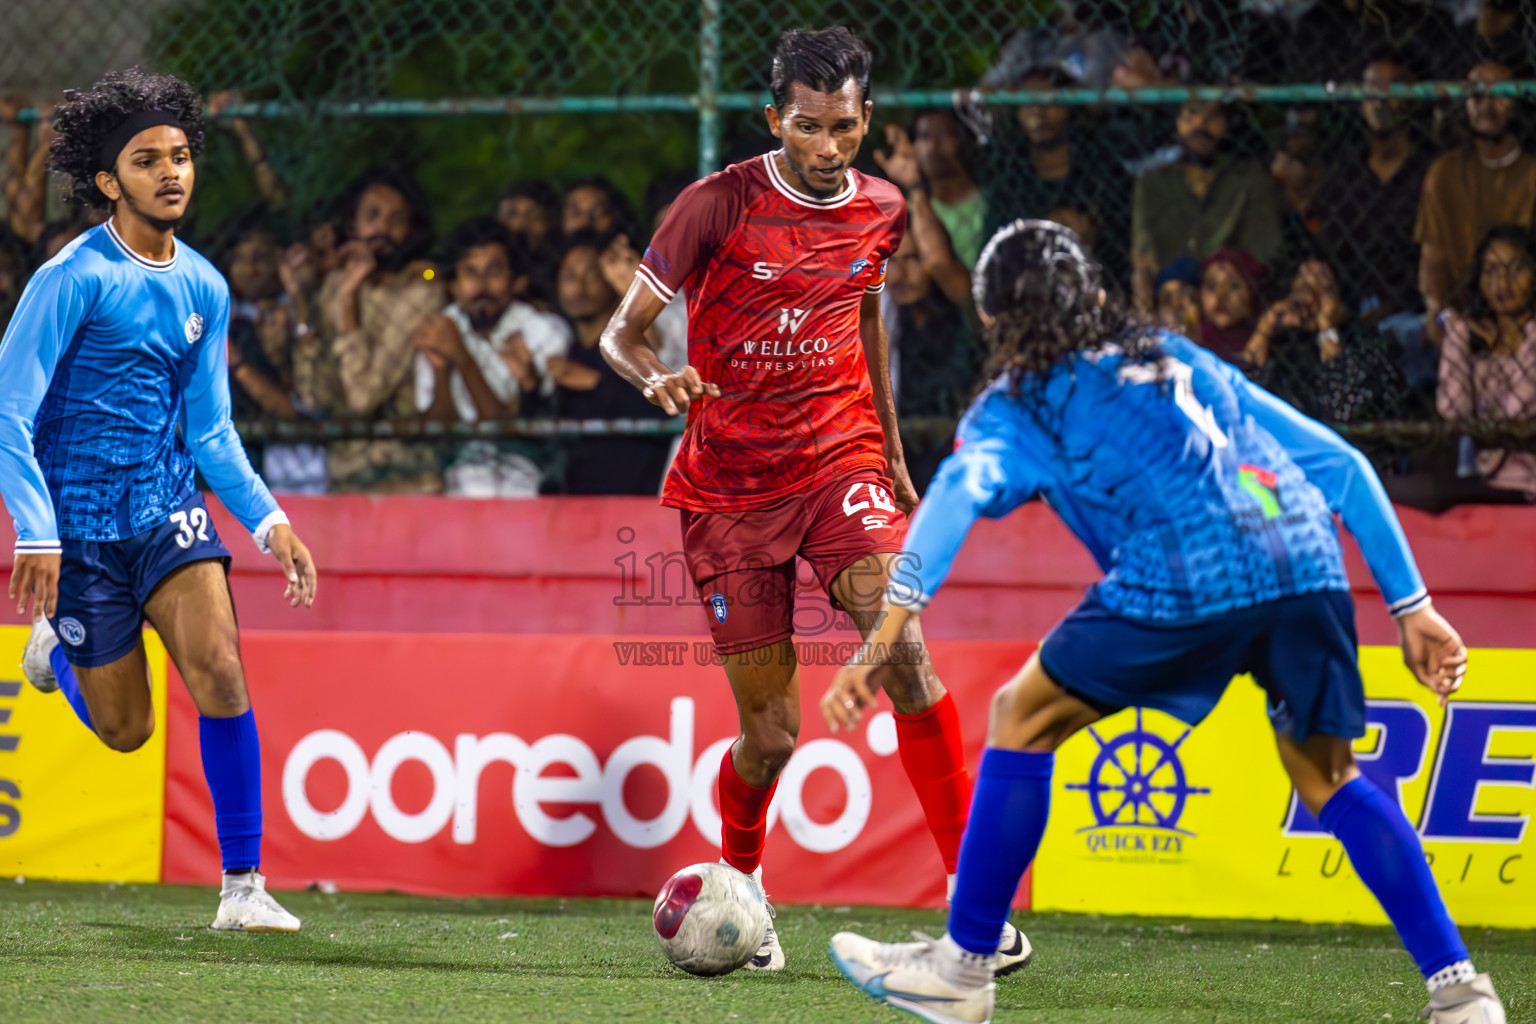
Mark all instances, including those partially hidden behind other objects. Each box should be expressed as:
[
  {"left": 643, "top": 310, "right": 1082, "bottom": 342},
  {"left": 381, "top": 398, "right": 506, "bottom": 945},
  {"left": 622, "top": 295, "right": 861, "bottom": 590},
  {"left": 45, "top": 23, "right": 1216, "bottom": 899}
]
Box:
[
  {"left": 989, "top": 678, "right": 1033, "bottom": 730},
  {"left": 1279, "top": 733, "right": 1359, "bottom": 814},
  {"left": 739, "top": 722, "right": 797, "bottom": 780},
  {"left": 97, "top": 709, "right": 155, "bottom": 753},
  {"left": 189, "top": 646, "right": 249, "bottom": 716},
  {"left": 988, "top": 674, "right": 1093, "bottom": 752},
  {"left": 1290, "top": 770, "right": 1346, "bottom": 817},
  {"left": 757, "top": 725, "right": 799, "bottom": 770}
]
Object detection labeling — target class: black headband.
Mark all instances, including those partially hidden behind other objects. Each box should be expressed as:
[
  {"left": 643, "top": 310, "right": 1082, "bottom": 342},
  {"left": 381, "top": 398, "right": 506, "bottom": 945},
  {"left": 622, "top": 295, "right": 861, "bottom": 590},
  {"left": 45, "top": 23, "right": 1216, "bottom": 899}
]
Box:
[{"left": 98, "top": 110, "right": 184, "bottom": 173}]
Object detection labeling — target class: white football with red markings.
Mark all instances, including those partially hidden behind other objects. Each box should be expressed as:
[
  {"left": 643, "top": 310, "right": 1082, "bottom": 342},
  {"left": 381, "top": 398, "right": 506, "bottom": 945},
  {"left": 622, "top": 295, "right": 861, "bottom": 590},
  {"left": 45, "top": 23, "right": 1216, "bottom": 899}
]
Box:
[{"left": 652, "top": 862, "right": 768, "bottom": 976}]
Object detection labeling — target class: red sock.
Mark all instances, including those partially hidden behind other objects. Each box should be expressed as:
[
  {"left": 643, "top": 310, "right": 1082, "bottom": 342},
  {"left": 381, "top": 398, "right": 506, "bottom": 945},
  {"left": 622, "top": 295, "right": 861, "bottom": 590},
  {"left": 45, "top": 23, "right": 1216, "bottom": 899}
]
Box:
[
  {"left": 718, "top": 746, "right": 778, "bottom": 873},
  {"left": 895, "top": 692, "right": 972, "bottom": 873}
]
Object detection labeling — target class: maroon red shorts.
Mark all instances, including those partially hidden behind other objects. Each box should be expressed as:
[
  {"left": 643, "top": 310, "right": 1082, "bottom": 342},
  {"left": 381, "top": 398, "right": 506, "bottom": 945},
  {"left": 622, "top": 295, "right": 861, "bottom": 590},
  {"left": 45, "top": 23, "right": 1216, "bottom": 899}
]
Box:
[{"left": 679, "top": 470, "right": 908, "bottom": 655}]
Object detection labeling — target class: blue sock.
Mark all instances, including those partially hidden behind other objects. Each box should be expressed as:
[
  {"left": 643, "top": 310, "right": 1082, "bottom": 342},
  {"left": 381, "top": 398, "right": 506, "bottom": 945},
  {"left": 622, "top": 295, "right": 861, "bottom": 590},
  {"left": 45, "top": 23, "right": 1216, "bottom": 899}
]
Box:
[
  {"left": 49, "top": 644, "right": 94, "bottom": 733},
  {"left": 948, "top": 748, "right": 1054, "bottom": 955},
  {"left": 199, "top": 710, "right": 263, "bottom": 873},
  {"left": 1319, "top": 776, "right": 1468, "bottom": 977}
]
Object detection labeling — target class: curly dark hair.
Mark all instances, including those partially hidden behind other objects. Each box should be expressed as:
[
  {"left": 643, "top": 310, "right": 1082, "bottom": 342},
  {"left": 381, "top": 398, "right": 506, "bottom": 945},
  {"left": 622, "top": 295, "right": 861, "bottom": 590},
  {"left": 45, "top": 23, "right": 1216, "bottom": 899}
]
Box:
[
  {"left": 48, "top": 67, "right": 205, "bottom": 209},
  {"left": 974, "top": 219, "right": 1155, "bottom": 394},
  {"left": 441, "top": 215, "right": 528, "bottom": 279},
  {"left": 340, "top": 164, "right": 434, "bottom": 265}
]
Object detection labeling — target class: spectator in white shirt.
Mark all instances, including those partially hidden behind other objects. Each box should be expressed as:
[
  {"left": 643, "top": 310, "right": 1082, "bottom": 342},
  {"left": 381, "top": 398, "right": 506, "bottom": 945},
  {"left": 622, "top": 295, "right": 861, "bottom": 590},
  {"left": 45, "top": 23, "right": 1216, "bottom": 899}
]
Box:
[
  {"left": 414, "top": 216, "right": 572, "bottom": 422},
  {"left": 412, "top": 216, "right": 572, "bottom": 495}
]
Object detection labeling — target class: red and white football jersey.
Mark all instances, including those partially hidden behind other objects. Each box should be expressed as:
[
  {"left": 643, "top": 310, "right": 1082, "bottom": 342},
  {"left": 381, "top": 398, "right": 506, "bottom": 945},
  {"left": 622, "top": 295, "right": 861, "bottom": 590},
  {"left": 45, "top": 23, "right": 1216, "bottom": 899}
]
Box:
[{"left": 637, "top": 152, "right": 906, "bottom": 512}]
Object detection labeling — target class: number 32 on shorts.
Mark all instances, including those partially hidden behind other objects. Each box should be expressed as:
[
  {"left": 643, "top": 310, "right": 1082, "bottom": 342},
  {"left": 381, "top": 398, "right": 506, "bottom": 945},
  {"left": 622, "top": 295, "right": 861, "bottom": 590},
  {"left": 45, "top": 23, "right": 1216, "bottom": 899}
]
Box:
[
  {"left": 843, "top": 481, "right": 896, "bottom": 532},
  {"left": 169, "top": 506, "right": 211, "bottom": 549}
]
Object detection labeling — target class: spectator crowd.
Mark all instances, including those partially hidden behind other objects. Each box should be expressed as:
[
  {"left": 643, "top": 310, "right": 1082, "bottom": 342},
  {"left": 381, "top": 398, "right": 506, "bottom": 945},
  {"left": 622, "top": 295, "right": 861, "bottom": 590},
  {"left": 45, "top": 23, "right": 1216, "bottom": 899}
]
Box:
[{"left": 0, "top": 0, "right": 1533, "bottom": 510}]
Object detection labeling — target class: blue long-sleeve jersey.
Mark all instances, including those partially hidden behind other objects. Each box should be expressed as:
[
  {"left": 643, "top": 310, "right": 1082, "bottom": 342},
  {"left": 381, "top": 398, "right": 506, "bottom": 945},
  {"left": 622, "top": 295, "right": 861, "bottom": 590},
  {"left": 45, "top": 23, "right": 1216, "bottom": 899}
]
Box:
[
  {"left": 0, "top": 220, "right": 284, "bottom": 554},
  {"left": 891, "top": 332, "right": 1427, "bottom": 622}
]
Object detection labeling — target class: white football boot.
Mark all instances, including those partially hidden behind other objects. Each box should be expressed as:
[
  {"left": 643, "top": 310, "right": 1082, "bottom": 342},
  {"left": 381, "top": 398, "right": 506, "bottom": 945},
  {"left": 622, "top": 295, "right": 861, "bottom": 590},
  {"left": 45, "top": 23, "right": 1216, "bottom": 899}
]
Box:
[
  {"left": 737, "top": 864, "right": 784, "bottom": 971},
  {"left": 830, "top": 930, "right": 995, "bottom": 1024},
  {"left": 211, "top": 871, "right": 301, "bottom": 933},
  {"left": 994, "top": 920, "right": 1034, "bottom": 976},
  {"left": 20, "top": 617, "right": 59, "bottom": 693},
  {"left": 1424, "top": 975, "right": 1506, "bottom": 1024}
]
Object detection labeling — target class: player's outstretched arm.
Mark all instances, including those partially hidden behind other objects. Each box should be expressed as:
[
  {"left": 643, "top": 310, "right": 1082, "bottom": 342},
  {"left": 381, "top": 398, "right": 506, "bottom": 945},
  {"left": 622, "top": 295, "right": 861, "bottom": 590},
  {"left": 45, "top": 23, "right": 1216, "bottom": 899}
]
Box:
[
  {"left": 599, "top": 277, "right": 718, "bottom": 416},
  {"left": 183, "top": 285, "right": 312, "bottom": 608},
  {"left": 1225, "top": 357, "right": 1470, "bottom": 701},
  {"left": 1230, "top": 362, "right": 1428, "bottom": 618}
]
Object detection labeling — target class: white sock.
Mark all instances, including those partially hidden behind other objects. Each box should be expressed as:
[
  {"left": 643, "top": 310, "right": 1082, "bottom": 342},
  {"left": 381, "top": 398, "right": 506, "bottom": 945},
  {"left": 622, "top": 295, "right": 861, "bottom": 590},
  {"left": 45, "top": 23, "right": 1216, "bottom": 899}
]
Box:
[
  {"left": 1426, "top": 960, "right": 1476, "bottom": 993},
  {"left": 938, "top": 932, "right": 995, "bottom": 988}
]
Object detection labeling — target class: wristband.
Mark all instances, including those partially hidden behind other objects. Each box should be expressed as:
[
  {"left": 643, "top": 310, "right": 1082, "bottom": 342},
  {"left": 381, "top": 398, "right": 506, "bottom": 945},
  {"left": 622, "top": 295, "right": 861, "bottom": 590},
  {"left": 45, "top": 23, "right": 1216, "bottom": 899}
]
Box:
[{"left": 1389, "top": 591, "right": 1431, "bottom": 619}]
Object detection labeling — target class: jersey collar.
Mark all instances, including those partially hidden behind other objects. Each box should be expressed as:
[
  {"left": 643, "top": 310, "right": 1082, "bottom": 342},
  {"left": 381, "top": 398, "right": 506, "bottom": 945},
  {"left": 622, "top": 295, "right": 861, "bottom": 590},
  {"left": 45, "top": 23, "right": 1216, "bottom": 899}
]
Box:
[
  {"left": 105, "top": 217, "right": 178, "bottom": 273},
  {"left": 763, "top": 152, "right": 858, "bottom": 210}
]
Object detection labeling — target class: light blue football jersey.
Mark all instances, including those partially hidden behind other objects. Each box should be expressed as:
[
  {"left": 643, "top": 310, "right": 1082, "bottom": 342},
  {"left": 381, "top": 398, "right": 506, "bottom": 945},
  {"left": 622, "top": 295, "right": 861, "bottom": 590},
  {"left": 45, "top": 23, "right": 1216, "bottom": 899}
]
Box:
[
  {"left": 892, "top": 331, "right": 1427, "bottom": 623},
  {"left": 0, "top": 219, "right": 282, "bottom": 553}
]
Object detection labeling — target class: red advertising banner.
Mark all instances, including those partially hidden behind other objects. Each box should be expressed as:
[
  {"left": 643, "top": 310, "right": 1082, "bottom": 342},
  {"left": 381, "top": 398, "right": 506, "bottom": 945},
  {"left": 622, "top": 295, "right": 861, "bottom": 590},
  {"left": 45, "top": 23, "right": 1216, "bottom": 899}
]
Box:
[
  {"left": 163, "top": 633, "right": 1036, "bottom": 909},
  {"left": 13, "top": 497, "right": 1530, "bottom": 647}
]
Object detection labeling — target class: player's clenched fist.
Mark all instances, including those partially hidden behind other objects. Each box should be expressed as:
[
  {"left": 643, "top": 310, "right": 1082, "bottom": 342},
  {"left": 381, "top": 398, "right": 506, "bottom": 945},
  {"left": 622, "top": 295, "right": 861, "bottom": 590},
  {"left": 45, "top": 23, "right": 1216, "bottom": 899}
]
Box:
[{"left": 642, "top": 365, "right": 720, "bottom": 416}]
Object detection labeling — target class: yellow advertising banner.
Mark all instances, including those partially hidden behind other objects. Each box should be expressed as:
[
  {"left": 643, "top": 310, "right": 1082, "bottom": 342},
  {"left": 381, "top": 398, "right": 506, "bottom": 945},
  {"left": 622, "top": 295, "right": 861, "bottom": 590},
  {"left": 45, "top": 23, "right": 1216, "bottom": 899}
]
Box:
[
  {"left": 0, "top": 626, "right": 168, "bottom": 882},
  {"left": 1034, "top": 647, "right": 1536, "bottom": 928}
]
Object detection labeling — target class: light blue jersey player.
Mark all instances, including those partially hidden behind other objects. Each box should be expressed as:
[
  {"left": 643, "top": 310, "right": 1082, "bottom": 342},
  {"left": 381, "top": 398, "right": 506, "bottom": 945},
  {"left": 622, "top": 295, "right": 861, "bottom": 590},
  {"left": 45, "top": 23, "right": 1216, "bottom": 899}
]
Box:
[
  {"left": 821, "top": 222, "right": 1504, "bottom": 1024},
  {"left": 0, "top": 69, "right": 316, "bottom": 932}
]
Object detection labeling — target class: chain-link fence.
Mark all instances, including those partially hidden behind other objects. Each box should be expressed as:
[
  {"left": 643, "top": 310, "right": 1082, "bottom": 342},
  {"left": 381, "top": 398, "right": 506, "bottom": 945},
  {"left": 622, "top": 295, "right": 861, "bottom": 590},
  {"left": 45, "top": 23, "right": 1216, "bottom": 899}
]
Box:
[{"left": 2, "top": 1, "right": 1535, "bottom": 504}]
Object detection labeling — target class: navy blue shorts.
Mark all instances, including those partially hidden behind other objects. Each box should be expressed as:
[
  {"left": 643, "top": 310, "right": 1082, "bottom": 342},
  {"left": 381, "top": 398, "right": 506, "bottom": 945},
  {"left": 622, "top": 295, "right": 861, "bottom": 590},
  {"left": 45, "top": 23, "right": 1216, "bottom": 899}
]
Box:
[
  {"left": 51, "top": 492, "right": 232, "bottom": 668},
  {"left": 1038, "top": 587, "right": 1365, "bottom": 743}
]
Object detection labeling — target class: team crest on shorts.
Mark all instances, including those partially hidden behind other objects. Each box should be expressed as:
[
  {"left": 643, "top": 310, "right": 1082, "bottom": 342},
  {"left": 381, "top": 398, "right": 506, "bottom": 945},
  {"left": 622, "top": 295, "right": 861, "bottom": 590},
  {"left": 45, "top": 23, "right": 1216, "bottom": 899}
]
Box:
[
  {"left": 709, "top": 593, "right": 728, "bottom": 623},
  {"left": 184, "top": 313, "right": 204, "bottom": 343},
  {"left": 58, "top": 617, "right": 86, "bottom": 646}
]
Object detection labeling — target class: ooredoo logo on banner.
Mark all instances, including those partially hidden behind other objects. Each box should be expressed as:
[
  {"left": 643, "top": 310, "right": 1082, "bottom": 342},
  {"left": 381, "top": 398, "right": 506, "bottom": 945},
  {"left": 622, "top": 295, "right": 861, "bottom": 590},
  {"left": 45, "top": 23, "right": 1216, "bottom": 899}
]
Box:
[
  {"left": 161, "top": 633, "right": 1037, "bottom": 908},
  {"left": 278, "top": 697, "right": 871, "bottom": 854},
  {"left": 1033, "top": 647, "right": 1536, "bottom": 929}
]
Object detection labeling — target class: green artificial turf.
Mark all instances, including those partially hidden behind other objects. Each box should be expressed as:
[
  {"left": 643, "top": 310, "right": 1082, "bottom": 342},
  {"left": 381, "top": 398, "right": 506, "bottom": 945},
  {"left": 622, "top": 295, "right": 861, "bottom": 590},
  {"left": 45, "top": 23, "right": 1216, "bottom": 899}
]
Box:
[{"left": 0, "top": 880, "right": 1531, "bottom": 1023}]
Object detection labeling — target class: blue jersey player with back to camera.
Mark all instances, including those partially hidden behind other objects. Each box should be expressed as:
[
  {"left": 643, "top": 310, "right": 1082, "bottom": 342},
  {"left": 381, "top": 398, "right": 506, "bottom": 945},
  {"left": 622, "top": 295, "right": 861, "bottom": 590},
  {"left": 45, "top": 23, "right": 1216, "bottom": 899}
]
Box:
[
  {"left": 0, "top": 69, "right": 316, "bottom": 931},
  {"left": 819, "top": 221, "right": 1505, "bottom": 1024}
]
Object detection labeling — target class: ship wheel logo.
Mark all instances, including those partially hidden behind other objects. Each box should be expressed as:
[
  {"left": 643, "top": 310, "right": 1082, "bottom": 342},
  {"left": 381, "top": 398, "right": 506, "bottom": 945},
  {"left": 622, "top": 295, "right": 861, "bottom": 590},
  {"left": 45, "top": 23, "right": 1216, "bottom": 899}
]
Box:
[{"left": 1065, "top": 708, "right": 1211, "bottom": 835}]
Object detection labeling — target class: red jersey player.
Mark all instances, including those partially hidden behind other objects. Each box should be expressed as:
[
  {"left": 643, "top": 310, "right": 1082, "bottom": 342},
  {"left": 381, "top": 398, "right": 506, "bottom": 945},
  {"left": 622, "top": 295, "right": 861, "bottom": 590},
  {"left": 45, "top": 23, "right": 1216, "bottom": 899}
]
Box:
[{"left": 601, "top": 27, "right": 1031, "bottom": 974}]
